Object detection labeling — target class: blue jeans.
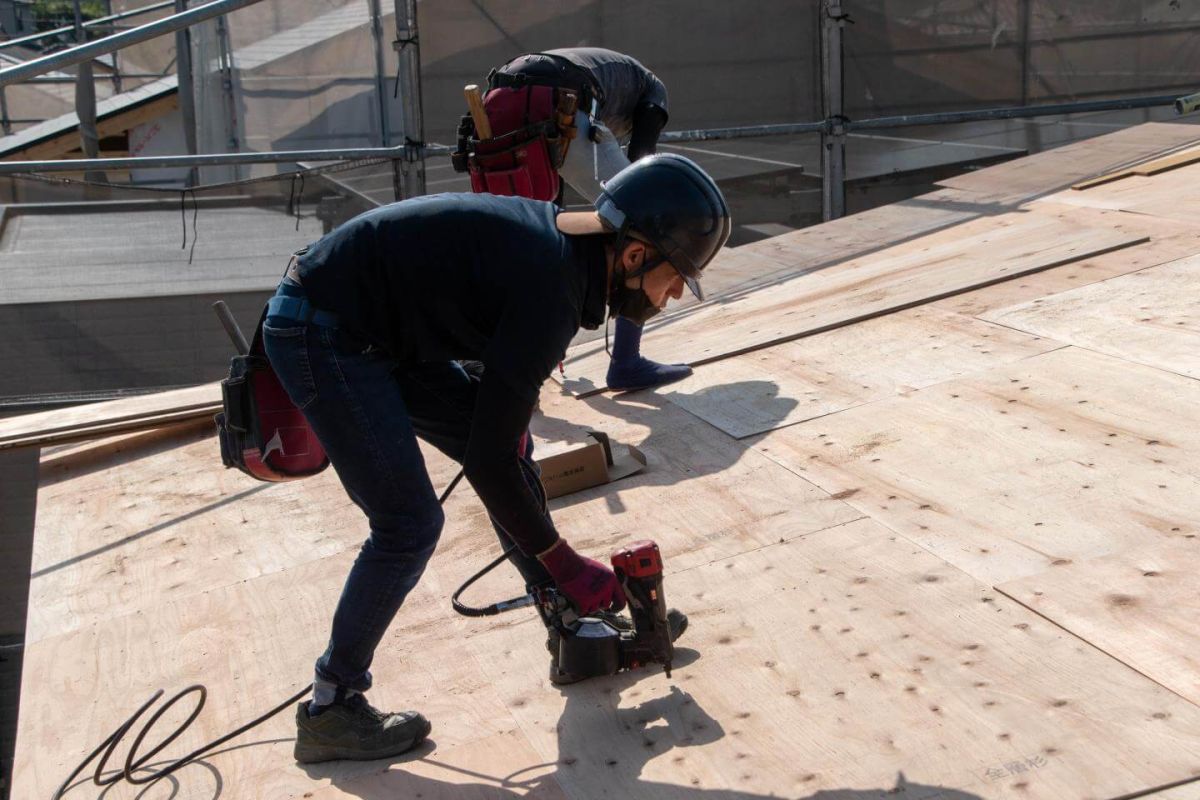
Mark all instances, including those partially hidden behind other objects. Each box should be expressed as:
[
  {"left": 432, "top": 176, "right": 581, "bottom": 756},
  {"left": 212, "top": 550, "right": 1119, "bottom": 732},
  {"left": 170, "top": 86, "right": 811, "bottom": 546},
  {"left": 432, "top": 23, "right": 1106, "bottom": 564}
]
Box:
[{"left": 264, "top": 302, "right": 552, "bottom": 693}]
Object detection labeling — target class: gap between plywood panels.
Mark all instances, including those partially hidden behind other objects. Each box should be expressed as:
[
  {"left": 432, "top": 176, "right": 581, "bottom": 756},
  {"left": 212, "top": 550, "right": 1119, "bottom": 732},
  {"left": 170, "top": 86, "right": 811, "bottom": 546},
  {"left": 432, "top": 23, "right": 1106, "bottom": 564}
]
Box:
[
  {"left": 661, "top": 306, "right": 1063, "bottom": 439},
  {"left": 558, "top": 211, "right": 1145, "bottom": 395}
]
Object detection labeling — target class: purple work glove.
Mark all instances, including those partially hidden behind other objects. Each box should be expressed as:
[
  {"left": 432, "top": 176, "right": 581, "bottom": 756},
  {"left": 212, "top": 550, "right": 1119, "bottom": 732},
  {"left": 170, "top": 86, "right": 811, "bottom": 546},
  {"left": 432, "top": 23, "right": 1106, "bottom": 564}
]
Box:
[{"left": 538, "top": 539, "right": 626, "bottom": 615}]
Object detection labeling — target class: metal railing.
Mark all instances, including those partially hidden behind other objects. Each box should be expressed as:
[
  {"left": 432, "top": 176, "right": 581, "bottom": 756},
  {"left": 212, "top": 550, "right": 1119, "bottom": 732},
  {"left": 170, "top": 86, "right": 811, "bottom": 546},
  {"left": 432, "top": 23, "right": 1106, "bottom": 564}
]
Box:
[
  {"left": 0, "top": 0, "right": 1192, "bottom": 212},
  {"left": 0, "top": 0, "right": 265, "bottom": 87},
  {"left": 0, "top": 90, "right": 1182, "bottom": 177},
  {"left": 0, "top": 0, "right": 176, "bottom": 51}
]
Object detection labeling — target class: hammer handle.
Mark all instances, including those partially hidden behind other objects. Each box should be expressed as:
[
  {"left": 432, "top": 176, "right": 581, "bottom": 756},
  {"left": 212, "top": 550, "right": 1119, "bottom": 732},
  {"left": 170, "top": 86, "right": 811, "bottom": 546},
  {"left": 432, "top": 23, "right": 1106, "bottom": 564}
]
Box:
[
  {"left": 464, "top": 84, "right": 492, "bottom": 140},
  {"left": 213, "top": 300, "right": 250, "bottom": 356}
]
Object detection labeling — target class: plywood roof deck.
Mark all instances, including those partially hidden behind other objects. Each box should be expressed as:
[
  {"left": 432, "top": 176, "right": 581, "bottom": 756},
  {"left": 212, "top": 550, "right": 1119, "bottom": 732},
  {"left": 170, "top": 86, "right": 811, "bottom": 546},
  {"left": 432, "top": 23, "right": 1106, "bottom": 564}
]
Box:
[{"left": 12, "top": 121, "right": 1200, "bottom": 799}]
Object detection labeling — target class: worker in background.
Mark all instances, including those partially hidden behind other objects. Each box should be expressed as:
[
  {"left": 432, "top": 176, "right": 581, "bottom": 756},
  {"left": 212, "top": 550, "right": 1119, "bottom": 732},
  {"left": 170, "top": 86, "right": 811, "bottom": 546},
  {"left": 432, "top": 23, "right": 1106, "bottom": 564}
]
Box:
[
  {"left": 266, "top": 155, "right": 730, "bottom": 764},
  {"left": 456, "top": 47, "right": 690, "bottom": 392}
]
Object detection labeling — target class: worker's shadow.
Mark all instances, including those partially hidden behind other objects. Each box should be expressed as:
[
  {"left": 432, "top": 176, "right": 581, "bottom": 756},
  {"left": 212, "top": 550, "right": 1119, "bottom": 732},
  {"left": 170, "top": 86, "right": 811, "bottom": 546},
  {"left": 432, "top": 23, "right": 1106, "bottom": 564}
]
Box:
[
  {"left": 536, "top": 380, "right": 798, "bottom": 521},
  {"left": 306, "top": 653, "right": 983, "bottom": 799}
]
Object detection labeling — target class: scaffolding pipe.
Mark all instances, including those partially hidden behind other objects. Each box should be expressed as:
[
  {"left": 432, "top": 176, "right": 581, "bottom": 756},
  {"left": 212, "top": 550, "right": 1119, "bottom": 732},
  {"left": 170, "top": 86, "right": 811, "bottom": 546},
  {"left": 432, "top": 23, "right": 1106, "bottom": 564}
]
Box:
[
  {"left": 660, "top": 121, "right": 826, "bottom": 142},
  {"left": 6, "top": 73, "right": 167, "bottom": 84},
  {"left": 175, "top": 0, "right": 198, "bottom": 187},
  {"left": 394, "top": 0, "right": 426, "bottom": 200},
  {"left": 368, "top": 0, "right": 391, "bottom": 150},
  {"left": 0, "top": 92, "right": 1182, "bottom": 177},
  {"left": 0, "top": 145, "right": 451, "bottom": 174},
  {"left": 0, "top": 0, "right": 176, "bottom": 51},
  {"left": 847, "top": 94, "right": 1180, "bottom": 130},
  {"left": 820, "top": 0, "right": 847, "bottom": 220},
  {"left": 73, "top": 0, "right": 102, "bottom": 180},
  {"left": 0, "top": 0, "right": 267, "bottom": 88}
]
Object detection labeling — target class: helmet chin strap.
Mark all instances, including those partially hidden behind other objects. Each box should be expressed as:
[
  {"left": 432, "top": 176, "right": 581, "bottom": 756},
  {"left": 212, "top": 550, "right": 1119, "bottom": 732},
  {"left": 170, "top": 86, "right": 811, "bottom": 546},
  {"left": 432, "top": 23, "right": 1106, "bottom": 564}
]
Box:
[{"left": 604, "top": 227, "right": 665, "bottom": 359}]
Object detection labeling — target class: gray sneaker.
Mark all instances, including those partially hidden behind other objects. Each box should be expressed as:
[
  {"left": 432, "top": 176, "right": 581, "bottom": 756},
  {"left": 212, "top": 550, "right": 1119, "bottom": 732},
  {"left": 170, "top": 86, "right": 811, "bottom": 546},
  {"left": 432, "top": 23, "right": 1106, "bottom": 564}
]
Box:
[
  {"left": 548, "top": 608, "right": 689, "bottom": 685},
  {"left": 294, "top": 693, "right": 431, "bottom": 764}
]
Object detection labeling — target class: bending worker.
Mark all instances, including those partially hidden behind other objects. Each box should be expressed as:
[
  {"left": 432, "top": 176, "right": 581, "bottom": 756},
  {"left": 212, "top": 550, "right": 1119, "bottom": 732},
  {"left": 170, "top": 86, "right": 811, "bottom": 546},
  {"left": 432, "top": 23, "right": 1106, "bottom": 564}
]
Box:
[
  {"left": 461, "top": 46, "right": 687, "bottom": 392},
  {"left": 265, "top": 155, "right": 730, "bottom": 764}
]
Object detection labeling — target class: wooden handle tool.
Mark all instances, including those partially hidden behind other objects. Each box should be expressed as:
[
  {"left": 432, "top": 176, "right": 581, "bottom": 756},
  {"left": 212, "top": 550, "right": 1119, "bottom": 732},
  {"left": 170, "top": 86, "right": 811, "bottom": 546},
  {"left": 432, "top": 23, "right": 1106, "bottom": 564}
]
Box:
[{"left": 464, "top": 84, "right": 492, "bottom": 140}]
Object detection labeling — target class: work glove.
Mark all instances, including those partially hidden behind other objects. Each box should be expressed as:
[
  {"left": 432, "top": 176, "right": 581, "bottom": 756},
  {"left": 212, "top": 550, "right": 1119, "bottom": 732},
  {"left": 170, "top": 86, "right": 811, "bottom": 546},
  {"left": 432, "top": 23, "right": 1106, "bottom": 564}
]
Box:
[{"left": 538, "top": 539, "right": 626, "bottom": 615}]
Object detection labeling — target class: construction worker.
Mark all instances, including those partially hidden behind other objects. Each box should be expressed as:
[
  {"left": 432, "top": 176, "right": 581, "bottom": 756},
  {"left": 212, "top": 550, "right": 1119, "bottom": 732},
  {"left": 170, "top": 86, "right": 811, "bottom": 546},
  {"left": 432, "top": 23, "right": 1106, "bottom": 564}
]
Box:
[
  {"left": 463, "top": 47, "right": 687, "bottom": 392},
  {"left": 265, "top": 154, "right": 730, "bottom": 764}
]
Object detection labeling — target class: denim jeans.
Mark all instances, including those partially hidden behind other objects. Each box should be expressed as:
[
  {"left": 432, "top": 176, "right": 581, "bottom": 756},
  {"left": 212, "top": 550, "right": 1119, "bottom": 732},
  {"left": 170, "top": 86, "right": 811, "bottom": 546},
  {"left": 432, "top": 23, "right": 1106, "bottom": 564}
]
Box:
[{"left": 264, "top": 305, "right": 552, "bottom": 693}]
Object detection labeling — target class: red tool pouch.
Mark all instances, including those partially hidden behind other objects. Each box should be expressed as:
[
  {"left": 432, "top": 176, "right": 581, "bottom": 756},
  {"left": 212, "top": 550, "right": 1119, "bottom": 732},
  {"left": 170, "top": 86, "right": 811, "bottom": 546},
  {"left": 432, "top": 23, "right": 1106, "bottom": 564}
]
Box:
[
  {"left": 468, "top": 85, "right": 562, "bottom": 202},
  {"left": 215, "top": 309, "right": 329, "bottom": 482}
]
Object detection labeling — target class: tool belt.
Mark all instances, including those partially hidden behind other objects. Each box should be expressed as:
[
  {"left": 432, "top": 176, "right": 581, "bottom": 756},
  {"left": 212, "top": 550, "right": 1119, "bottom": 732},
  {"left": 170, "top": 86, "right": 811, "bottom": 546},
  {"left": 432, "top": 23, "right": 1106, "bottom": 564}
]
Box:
[
  {"left": 215, "top": 301, "right": 330, "bottom": 482},
  {"left": 452, "top": 82, "right": 582, "bottom": 202}
]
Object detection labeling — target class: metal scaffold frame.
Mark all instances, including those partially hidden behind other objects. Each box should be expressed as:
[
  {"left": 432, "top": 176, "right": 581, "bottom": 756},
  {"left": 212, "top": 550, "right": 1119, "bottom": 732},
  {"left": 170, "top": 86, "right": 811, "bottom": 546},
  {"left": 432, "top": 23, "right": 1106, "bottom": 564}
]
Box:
[{"left": 0, "top": 0, "right": 1193, "bottom": 209}]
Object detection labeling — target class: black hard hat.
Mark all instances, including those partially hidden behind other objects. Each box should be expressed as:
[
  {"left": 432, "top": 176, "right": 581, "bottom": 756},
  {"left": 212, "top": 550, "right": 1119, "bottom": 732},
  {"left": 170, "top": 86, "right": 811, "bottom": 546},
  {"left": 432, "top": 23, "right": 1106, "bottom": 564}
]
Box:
[{"left": 596, "top": 154, "right": 731, "bottom": 301}]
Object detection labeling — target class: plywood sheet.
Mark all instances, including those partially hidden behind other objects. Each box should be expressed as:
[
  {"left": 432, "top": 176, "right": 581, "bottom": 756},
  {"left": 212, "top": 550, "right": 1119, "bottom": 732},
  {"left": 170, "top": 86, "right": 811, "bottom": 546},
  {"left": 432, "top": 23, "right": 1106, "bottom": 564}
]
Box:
[
  {"left": 466, "top": 518, "right": 1200, "bottom": 800},
  {"left": 569, "top": 186, "right": 992, "bottom": 349},
  {"left": 437, "top": 391, "right": 862, "bottom": 595},
  {"left": 940, "top": 122, "right": 1200, "bottom": 202},
  {"left": 751, "top": 347, "right": 1200, "bottom": 586},
  {"left": 0, "top": 382, "right": 221, "bottom": 451},
  {"left": 558, "top": 212, "right": 1144, "bottom": 394},
  {"left": 983, "top": 255, "right": 1200, "bottom": 379},
  {"left": 13, "top": 397, "right": 855, "bottom": 798},
  {"left": 662, "top": 306, "right": 1061, "bottom": 438},
  {"left": 26, "top": 383, "right": 857, "bottom": 645},
  {"left": 26, "top": 429, "right": 359, "bottom": 644},
  {"left": 1072, "top": 143, "right": 1200, "bottom": 189},
  {"left": 12, "top": 549, "right": 545, "bottom": 800},
  {"left": 998, "top": 538, "right": 1200, "bottom": 707},
  {"left": 1075, "top": 142, "right": 1200, "bottom": 189},
  {"left": 1041, "top": 161, "right": 1200, "bottom": 225},
  {"left": 932, "top": 206, "right": 1200, "bottom": 317}
]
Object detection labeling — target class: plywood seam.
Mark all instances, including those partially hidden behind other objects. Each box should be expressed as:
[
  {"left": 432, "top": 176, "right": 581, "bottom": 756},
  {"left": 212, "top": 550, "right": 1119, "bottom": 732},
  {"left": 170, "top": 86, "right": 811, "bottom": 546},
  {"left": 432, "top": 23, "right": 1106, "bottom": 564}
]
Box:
[
  {"left": 661, "top": 514, "right": 871, "bottom": 579},
  {"left": 970, "top": 317, "right": 1200, "bottom": 386},
  {"left": 975, "top": 250, "right": 1200, "bottom": 325},
  {"left": 459, "top": 630, "right": 566, "bottom": 785},
  {"left": 749, "top": 442, "right": 965, "bottom": 567},
  {"left": 672, "top": 336, "right": 1073, "bottom": 441},
  {"left": 1104, "top": 775, "right": 1200, "bottom": 800},
  {"left": 1067, "top": 343, "right": 1200, "bottom": 386},
  {"left": 995, "top": 585, "right": 1200, "bottom": 716},
  {"left": 567, "top": 234, "right": 1150, "bottom": 397}
]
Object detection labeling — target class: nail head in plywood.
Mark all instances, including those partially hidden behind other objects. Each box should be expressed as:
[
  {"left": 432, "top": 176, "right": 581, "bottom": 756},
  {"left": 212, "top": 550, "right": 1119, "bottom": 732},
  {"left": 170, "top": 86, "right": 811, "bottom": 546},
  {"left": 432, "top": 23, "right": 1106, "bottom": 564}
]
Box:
[
  {"left": 467, "top": 519, "right": 1200, "bottom": 799},
  {"left": 998, "top": 537, "right": 1200, "bottom": 708},
  {"left": 663, "top": 305, "right": 1060, "bottom": 439},
  {"left": 982, "top": 255, "right": 1200, "bottom": 380},
  {"left": 752, "top": 347, "right": 1200, "bottom": 586}
]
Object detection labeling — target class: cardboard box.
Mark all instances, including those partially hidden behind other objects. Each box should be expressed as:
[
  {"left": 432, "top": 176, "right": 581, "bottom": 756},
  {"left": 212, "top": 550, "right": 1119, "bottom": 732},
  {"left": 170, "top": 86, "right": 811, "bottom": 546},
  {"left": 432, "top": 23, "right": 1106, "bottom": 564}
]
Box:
[{"left": 536, "top": 430, "right": 646, "bottom": 500}]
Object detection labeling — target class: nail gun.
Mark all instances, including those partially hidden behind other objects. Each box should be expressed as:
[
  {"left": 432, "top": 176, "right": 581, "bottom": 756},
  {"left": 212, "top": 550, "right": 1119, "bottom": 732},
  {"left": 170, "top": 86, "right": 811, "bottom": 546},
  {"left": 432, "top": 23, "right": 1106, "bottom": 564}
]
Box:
[{"left": 453, "top": 539, "right": 676, "bottom": 679}]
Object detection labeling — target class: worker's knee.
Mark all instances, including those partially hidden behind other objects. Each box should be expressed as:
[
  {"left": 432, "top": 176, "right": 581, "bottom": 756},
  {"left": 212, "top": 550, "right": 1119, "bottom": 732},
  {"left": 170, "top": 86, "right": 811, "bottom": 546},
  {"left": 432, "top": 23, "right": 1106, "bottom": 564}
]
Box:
[{"left": 366, "top": 503, "right": 445, "bottom": 558}]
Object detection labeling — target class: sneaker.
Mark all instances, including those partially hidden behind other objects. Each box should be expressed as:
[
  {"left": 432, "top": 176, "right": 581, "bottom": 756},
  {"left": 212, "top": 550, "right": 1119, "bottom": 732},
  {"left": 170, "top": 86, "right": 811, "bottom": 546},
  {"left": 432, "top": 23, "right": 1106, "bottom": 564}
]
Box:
[
  {"left": 548, "top": 608, "right": 688, "bottom": 685},
  {"left": 293, "top": 693, "right": 431, "bottom": 764}
]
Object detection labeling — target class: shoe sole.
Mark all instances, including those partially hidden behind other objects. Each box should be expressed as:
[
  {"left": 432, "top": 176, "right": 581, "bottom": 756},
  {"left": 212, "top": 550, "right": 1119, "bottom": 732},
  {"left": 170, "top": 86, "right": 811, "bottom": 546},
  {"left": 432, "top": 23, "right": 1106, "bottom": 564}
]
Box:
[{"left": 294, "top": 718, "right": 432, "bottom": 764}]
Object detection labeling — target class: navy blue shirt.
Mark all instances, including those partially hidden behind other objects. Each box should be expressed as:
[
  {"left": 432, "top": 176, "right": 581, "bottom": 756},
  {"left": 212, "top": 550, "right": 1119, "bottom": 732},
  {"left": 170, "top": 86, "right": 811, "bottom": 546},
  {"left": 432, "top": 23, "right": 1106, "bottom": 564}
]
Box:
[
  {"left": 294, "top": 193, "right": 608, "bottom": 555},
  {"left": 296, "top": 193, "right": 606, "bottom": 403}
]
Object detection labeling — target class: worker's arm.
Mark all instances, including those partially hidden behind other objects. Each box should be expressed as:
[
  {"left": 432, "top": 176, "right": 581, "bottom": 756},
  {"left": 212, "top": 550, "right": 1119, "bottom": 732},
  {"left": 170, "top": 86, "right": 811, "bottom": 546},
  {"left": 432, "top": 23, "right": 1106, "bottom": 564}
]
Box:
[
  {"left": 626, "top": 102, "right": 668, "bottom": 162},
  {"left": 463, "top": 370, "right": 624, "bottom": 613},
  {"left": 462, "top": 372, "right": 557, "bottom": 554}
]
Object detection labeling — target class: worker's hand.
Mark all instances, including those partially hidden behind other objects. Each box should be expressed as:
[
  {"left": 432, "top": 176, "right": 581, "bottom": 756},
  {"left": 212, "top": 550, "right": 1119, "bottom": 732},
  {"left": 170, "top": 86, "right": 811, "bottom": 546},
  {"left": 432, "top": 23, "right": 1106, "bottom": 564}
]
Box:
[{"left": 538, "top": 539, "right": 625, "bottom": 615}]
